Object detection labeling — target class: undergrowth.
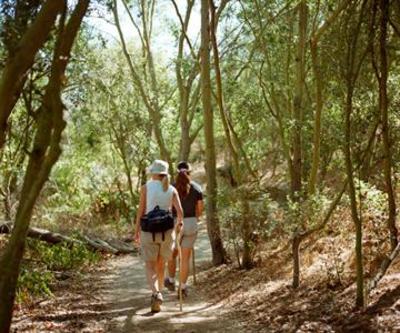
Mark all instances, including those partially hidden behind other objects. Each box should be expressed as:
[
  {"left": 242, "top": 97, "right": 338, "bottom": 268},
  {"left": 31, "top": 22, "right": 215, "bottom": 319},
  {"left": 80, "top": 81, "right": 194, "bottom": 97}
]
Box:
[{"left": 16, "top": 239, "right": 100, "bottom": 304}]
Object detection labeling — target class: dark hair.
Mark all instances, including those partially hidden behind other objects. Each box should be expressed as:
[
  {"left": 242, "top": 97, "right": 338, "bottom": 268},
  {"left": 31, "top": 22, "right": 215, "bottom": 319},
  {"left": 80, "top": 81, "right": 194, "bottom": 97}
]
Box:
[
  {"left": 177, "top": 161, "right": 191, "bottom": 172},
  {"left": 175, "top": 170, "right": 191, "bottom": 199}
]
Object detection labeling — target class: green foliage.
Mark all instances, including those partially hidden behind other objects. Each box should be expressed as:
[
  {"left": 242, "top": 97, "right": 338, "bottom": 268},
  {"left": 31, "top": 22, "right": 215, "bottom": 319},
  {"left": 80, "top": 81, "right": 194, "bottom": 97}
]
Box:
[
  {"left": 357, "top": 181, "right": 391, "bottom": 271},
  {"left": 16, "top": 267, "right": 54, "bottom": 303},
  {"left": 15, "top": 239, "right": 100, "bottom": 303},
  {"left": 219, "top": 185, "right": 272, "bottom": 267},
  {"left": 91, "top": 185, "right": 136, "bottom": 223},
  {"left": 286, "top": 191, "right": 331, "bottom": 234},
  {"left": 27, "top": 239, "right": 100, "bottom": 272}
]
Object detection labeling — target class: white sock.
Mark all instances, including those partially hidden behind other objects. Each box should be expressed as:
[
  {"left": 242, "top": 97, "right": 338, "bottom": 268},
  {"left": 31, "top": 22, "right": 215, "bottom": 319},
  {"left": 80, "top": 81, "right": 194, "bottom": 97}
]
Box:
[
  {"left": 169, "top": 277, "right": 175, "bottom": 283},
  {"left": 181, "top": 283, "right": 187, "bottom": 289}
]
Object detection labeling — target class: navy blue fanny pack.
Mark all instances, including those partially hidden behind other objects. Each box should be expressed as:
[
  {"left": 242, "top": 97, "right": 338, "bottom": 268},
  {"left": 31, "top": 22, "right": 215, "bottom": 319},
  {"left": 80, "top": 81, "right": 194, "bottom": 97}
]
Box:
[{"left": 140, "top": 206, "right": 174, "bottom": 241}]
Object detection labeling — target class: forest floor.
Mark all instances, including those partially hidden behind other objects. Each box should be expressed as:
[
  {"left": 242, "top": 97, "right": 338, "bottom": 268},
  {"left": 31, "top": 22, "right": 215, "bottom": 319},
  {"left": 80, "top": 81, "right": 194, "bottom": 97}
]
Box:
[
  {"left": 194, "top": 240, "right": 400, "bottom": 333},
  {"left": 9, "top": 225, "right": 400, "bottom": 333}
]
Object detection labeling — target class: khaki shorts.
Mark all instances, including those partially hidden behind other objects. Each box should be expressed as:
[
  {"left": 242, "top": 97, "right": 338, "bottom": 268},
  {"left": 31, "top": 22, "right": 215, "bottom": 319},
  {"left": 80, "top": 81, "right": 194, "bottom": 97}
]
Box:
[
  {"left": 176, "top": 217, "right": 198, "bottom": 249},
  {"left": 180, "top": 233, "right": 198, "bottom": 248},
  {"left": 140, "top": 229, "right": 174, "bottom": 262}
]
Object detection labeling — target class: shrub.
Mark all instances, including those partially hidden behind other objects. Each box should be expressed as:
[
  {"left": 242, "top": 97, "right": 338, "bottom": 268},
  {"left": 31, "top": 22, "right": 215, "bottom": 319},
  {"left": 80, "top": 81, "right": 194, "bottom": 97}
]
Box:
[
  {"left": 16, "top": 267, "right": 54, "bottom": 304},
  {"left": 16, "top": 239, "right": 101, "bottom": 303}
]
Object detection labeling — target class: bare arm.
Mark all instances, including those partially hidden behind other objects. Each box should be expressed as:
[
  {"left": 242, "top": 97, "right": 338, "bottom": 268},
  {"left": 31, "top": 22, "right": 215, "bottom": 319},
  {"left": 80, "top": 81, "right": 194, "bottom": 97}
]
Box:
[
  {"left": 172, "top": 189, "right": 184, "bottom": 226},
  {"left": 134, "top": 185, "right": 146, "bottom": 242},
  {"left": 196, "top": 200, "right": 204, "bottom": 218}
]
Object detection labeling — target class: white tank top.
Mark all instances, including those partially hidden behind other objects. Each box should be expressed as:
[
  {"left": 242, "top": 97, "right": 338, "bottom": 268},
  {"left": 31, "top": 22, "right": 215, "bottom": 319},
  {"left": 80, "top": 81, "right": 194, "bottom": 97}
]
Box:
[{"left": 145, "top": 180, "right": 174, "bottom": 213}]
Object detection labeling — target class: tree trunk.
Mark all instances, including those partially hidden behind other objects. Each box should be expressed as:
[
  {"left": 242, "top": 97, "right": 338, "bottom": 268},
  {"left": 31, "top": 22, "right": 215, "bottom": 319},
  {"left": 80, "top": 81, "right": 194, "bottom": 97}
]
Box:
[
  {"left": 308, "top": 0, "right": 352, "bottom": 194},
  {"left": 210, "top": 0, "right": 255, "bottom": 268},
  {"left": 291, "top": 0, "right": 307, "bottom": 289},
  {"left": 178, "top": 91, "right": 192, "bottom": 162},
  {"left": 308, "top": 40, "right": 322, "bottom": 196},
  {"left": 291, "top": 0, "right": 307, "bottom": 199},
  {"left": 378, "top": 0, "right": 398, "bottom": 251},
  {"left": 174, "top": 0, "right": 197, "bottom": 162},
  {"left": 0, "top": 0, "right": 64, "bottom": 150},
  {"left": 368, "top": 241, "right": 400, "bottom": 292},
  {"left": 200, "top": 0, "right": 226, "bottom": 266},
  {"left": 240, "top": 199, "right": 253, "bottom": 269},
  {"left": 209, "top": 1, "right": 239, "bottom": 177},
  {"left": 112, "top": 0, "right": 172, "bottom": 167},
  {"left": 344, "top": 88, "right": 364, "bottom": 308},
  {"left": 0, "top": 1, "right": 89, "bottom": 330},
  {"left": 292, "top": 234, "right": 301, "bottom": 288},
  {"left": 342, "top": 0, "right": 370, "bottom": 308}
]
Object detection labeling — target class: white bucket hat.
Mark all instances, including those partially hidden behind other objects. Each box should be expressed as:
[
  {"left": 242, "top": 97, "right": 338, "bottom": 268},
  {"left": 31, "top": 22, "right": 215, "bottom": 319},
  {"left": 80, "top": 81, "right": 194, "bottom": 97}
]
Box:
[{"left": 147, "top": 159, "right": 169, "bottom": 175}]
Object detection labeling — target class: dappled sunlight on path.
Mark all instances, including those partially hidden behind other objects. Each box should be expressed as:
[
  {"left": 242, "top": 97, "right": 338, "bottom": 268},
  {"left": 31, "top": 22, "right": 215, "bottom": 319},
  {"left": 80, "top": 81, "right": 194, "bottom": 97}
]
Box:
[{"left": 101, "top": 223, "right": 240, "bottom": 332}]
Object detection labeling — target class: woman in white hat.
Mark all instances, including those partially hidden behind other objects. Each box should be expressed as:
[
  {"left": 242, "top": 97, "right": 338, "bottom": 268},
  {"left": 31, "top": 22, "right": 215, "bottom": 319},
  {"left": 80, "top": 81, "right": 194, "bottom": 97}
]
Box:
[{"left": 134, "top": 159, "right": 183, "bottom": 313}]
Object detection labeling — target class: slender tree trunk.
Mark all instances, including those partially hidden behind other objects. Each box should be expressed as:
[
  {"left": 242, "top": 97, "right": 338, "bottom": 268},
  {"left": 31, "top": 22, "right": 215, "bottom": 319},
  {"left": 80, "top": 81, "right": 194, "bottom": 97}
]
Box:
[
  {"left": 139, "top": 0, "right": 173, "bottom": 168},
  {"left": 0, "top": 1, "right": 89, "bottom": 329},
  {"left": 291, "top": 0, "right": 307, "bottom": 199},
  {"left": 344, "top": 87, "right": 364, "bottom": 308},
  {"left": 292, "top": 234, "right": 301, "bottom": 288},
  {"left": 308, "top": 0, "right": 351, "bottom": 194},
  {"left": 342, "top": 0, "right": 370, "bottom": 308},
  {"left": 378, "top": 0, "right": 398, "bottom": 250},
  {"left": 210, "top": 0, "right": 255, "bottom": 268},
  {"left": 291, "top": 0, "right": 307, "bottom": 289},
  {"left": 240, "top": 198, "right": 254, "bottom": 269},
  {"left": 0, "top": 0, "right": 64, "bottom": 151},
  {"left": 120, "top": 149, "right": 136, "bottom": 206},
  {"left": 308, "top": 40, "right": 322, "bottom": 196},
  {"left": 209, "top": 1, "right": 239, "bottom": 177},
  {"left": 174, "top": 0, "right": 196, "bottom": 162},
  {"left": 200, "top": 0, "right": 226, "bottom": 266},
  {"left": 112, "top": 0, "right": 171, "bottom": 166},
  {"left": 368, "top": 242, "right": 400, "bottom": 292},
  {"left": 360, "top": 122, "right": 379, "bottom": 180},
  {"left": 295, "top": 0, "right": 351, "bottom": 287},
  {"left": 108, "top": 112, "right": 136, "bottom": 207},
  {"left": 178, "top": 91, "right": 192, "bottom": 161}
]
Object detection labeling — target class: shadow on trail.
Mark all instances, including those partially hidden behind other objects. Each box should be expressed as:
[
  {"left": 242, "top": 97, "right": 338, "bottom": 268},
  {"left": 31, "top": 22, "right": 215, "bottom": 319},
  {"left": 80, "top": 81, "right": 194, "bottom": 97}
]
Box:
[
  {"left": 11, "top": 223, "right": 239, "bottom": 332},
  {"left": 101, "top": 224, "right": 239, "bottom": 333}
]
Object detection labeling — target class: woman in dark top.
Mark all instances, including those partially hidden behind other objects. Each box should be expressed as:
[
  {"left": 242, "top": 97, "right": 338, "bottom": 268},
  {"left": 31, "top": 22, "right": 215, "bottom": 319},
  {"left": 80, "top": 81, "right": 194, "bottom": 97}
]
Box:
[{"left": 165, "top": 161, "right": 203, "bottom": 297}]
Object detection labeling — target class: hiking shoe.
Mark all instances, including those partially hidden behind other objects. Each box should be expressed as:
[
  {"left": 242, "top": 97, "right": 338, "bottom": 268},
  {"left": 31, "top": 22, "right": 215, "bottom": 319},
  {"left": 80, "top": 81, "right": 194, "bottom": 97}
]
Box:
[
  {"left": 151, "top": 292, "right": 163, "bottom": 313},
  {"left": 177, "top": 287, "right": 188, "bottom": 299},
  {"left": 164, "top": 278, "right": 175, "bottom": 291}
]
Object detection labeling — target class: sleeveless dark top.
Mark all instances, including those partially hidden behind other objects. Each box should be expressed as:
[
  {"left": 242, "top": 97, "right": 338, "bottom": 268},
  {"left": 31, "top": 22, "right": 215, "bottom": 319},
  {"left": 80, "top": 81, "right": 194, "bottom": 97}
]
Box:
[{"left": 173, "top": 183, "right": 203, "bottom": 218}]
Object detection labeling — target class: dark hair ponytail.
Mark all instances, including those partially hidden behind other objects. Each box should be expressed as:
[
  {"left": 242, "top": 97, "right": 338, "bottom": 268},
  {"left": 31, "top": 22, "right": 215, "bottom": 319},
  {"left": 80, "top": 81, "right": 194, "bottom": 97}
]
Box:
[{"left": 175, "top": 170, "right": 191, "bottom": 199}]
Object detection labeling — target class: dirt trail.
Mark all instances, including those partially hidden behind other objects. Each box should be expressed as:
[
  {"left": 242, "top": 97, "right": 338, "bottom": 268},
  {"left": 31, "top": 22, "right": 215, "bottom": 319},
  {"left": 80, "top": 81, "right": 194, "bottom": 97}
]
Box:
[{"left": 99, "top": 222, "right": 241, "bottom": 333}]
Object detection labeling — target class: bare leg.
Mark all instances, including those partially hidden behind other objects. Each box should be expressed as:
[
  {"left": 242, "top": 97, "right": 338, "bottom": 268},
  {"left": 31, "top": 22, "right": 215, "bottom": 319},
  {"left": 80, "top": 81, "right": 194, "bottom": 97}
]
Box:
[
  {"left": 180, "top": 248, "right": 192, "bottom": 285},
  {"left": 167, "top": 249, "right": 179, "bottom": 279},
  {"left": 145, "top": 261, "right": 158, "bottom": 293},
  {"left": 157, "top": 256, "right": 165, "bottom": 289}
]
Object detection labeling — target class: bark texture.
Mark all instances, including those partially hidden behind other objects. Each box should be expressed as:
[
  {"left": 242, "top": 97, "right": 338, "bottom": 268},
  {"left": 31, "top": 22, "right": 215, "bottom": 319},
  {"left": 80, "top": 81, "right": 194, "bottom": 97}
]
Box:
[
  {"left": 200, "top": 0, "right": 226, "bottom": 266},
  {"left": 0, "top": 1, "right": 89, "bottom": 330}
]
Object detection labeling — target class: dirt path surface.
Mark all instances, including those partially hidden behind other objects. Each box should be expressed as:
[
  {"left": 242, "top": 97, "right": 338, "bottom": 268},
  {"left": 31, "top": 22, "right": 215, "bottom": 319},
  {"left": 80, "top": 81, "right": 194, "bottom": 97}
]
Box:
[{"left": 99, "top": 223, "right": 241, "bottom": 333}]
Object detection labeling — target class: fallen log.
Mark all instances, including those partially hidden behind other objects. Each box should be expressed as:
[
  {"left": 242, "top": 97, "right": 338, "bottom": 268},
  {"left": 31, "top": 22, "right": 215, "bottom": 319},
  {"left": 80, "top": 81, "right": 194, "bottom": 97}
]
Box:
[
  {"left": 0, "top": 222, "right": 80, "bottom": 246},
  {"left": 0, "top": 223, "right": 137, "bottom": 255},
  {"left": 106, "top": 238, "right": 137, "bottom": 254},
  {"left": 29, "top": 227, "right": 80, "bottom": 246},
  {"left": 82, "top": 235, "right": 119, "bottom": 254}
]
